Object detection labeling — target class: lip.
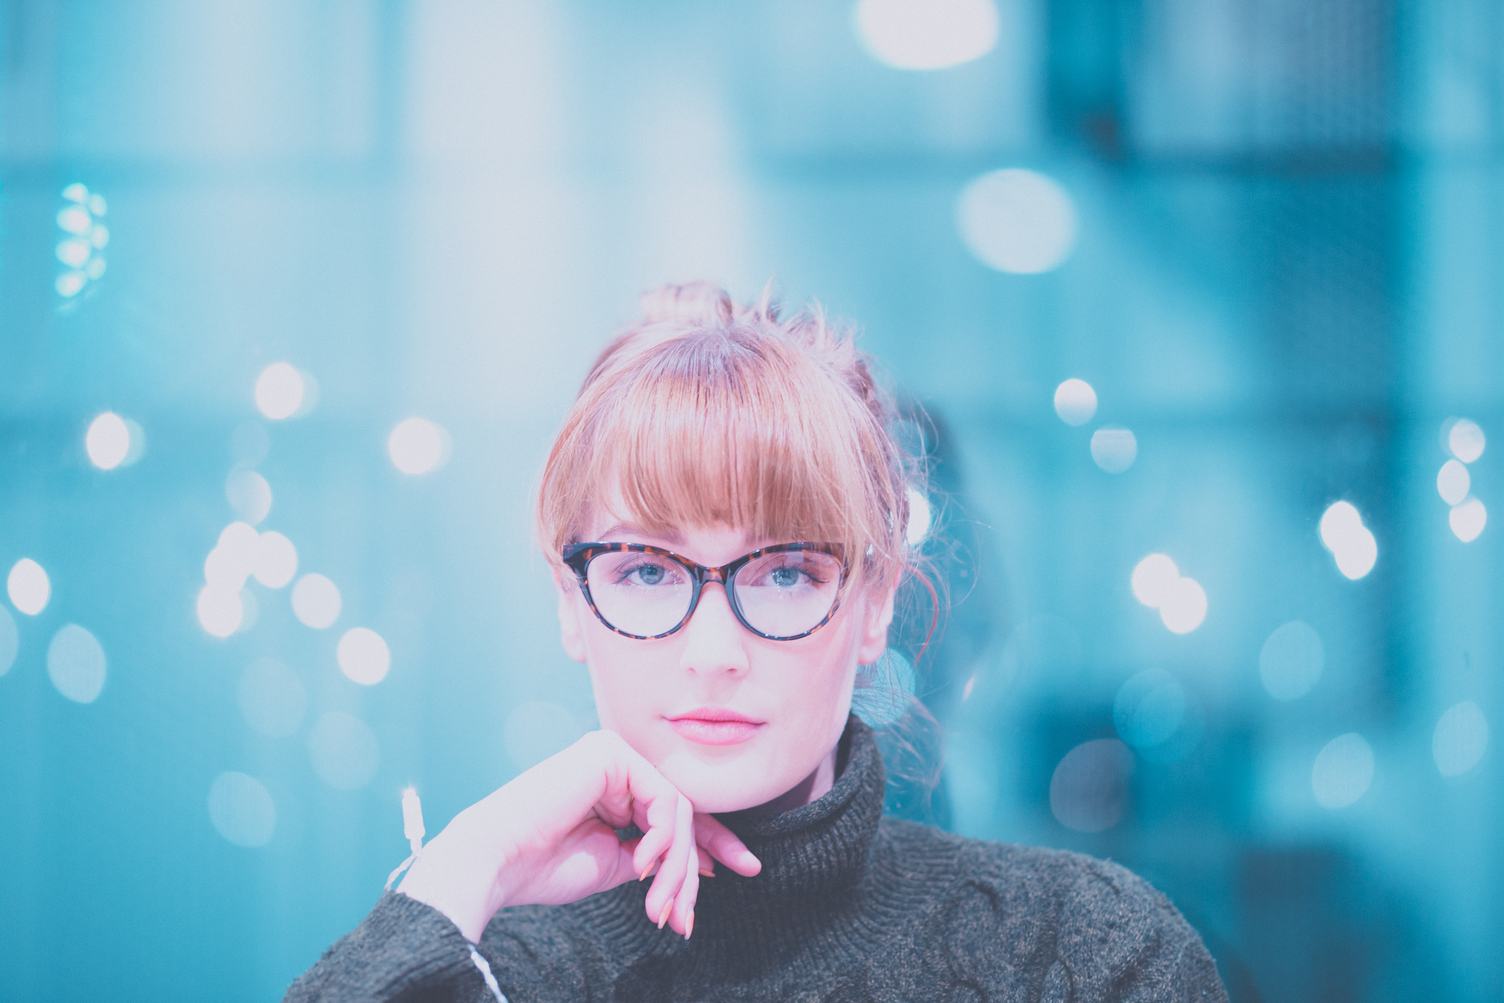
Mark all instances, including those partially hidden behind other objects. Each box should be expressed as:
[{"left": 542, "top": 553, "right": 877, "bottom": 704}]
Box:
[
  {"left": 668, "top": 718, "right": 764, "bottom": 746},
  {"left": 667, "top": 706, "right": 764, "bottom": 724}
]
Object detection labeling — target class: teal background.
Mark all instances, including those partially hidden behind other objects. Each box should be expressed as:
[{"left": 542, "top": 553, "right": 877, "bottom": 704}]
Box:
[{"left": 1, "top": 2, "right": 1500, "bottom": 1000}]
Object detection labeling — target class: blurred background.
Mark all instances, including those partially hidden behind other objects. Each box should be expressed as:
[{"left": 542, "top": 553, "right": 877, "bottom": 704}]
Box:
[{"left": 1, "top": 1, "right": 1499, "bottom": 999}]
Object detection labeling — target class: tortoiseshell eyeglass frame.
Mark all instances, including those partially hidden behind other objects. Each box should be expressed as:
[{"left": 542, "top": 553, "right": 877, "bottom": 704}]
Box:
[{"left": 559, "top": 540, "right": 851, "bottom": 641}]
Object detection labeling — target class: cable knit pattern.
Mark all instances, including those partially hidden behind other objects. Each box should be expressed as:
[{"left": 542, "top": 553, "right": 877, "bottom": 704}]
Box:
[{"left": 285, "top": 712, "right": 1229, "bottom": 1002}]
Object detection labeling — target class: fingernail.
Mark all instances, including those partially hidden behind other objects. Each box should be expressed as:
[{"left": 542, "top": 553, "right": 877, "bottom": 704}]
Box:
[
  {"left": 639, "top": 863, "right": 653, "bottom": 882},
  {"left": 698, "top": 864, "right": 715, "bottom": 878},
  {"left": 684, "top": 908, "right": 694, "bottom": 940},
  {"left": 657, "top": 899, "right": 673, "bottom": 929}
]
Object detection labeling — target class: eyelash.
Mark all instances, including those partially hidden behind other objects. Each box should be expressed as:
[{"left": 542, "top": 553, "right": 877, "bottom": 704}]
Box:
[{"left": 612, "top": 559, "right": 827, "bottom": 587}]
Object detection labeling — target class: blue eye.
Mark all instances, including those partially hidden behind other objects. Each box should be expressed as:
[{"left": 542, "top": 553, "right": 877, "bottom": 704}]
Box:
[
  {"left": 750, "top": 561, "right": 828, "bottom": 589},
  {"left": 770, "top": 566, "right": 804, "bottom": 588},
  {"left": 615, "top": 561, "right": 672, "bottom": 586}
]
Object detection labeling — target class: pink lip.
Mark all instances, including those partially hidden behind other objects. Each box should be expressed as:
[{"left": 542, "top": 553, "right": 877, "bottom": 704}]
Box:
[
  {"left": 669, "top": 706, "right": 763, "bottom": 724},
  {"left": 668, "top": 718, "right": 764, "bottom": 746}
]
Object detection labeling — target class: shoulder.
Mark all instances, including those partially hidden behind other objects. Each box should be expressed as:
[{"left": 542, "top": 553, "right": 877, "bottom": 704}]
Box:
[{"left": 885, "top": 823, "right": 1227, "bottom": 1001}]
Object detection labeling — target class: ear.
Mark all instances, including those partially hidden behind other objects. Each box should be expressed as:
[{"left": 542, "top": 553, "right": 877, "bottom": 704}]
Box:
[
  {"left": 553, "top": 571, "right": 588, "bottom": 664},
  {"left": 855, "top": 583, "right": 897, "bottom": 665}
]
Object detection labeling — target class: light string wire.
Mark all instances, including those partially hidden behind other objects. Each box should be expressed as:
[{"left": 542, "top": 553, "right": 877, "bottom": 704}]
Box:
[{"left": 386, "top": 786, "right": 508, "bottom": 1003}]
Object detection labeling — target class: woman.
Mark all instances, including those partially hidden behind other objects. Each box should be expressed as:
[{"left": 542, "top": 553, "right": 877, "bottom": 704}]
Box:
[{"left": 286, "top": 281, "right": 1229, "bottom": 1001}]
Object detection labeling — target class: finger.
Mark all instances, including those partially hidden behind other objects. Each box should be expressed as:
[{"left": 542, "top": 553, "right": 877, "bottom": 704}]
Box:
[
  {"left": 632, "top": 822, "right": 670, "bottom": 884},
  {"left": 681, "top": 838, "right": 701, "bottom": 937},
  {"left": 692, "top": 812, "right": 763, "bottom": 876},
  {"left": 643, "top": 791, "right": 682, "bottom": 929},
  {"left": 651, "top": 792, "right": 693, "bottom": 933},
  {"left": 617, "top": 835, "right": 650, "bottom": 885},
  {"left": 627, "top": 775, "right": 679, "bottom": 886},
  {"left": 671, "top": 794, "right": 698, "bottom": 934}
]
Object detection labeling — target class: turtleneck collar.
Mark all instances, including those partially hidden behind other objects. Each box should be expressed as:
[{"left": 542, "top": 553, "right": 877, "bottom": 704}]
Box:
[{"left": 577, "top": 710, "right": 889, "bottom": 975}]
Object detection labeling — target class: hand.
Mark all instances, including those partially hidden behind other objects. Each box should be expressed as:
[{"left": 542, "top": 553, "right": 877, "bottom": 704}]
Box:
[{"left": 396, "top": 728, "right": 762, "bottom": 942}]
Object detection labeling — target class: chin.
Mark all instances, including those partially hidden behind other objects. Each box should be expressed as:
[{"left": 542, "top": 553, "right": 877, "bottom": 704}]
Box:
[{"left": 667, "top": 767, "right": 773, "bottom": 815}]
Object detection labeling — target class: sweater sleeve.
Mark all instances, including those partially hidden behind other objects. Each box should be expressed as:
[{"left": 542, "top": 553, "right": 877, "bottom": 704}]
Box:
[
  {"left": 1047, "top": 852, "right": 1229, "bottom": 1003},
  {"left": 282, "top": 889, "right": 501, "bottom": 1002}
]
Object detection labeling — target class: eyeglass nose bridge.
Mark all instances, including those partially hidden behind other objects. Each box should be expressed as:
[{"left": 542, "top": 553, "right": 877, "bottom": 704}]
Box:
[{"left": 681, "top": 562, "right": 741, "bottom": 627}]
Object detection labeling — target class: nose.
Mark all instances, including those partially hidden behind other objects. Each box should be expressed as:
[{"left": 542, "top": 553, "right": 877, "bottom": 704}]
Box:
[{"left": 677, "top": 581, "right": 750, "bottom": 674}]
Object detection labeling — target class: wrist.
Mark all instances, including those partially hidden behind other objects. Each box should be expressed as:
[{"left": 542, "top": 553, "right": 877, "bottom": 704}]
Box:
[{"left": 396, "top": 834, "right": 507, "bottom": 943}]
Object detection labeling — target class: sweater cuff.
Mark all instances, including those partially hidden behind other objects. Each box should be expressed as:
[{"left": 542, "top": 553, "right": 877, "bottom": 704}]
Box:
[
  {"left": 369, "top": 890, "right": 481, "bottom": 986},
  {"left": 338, "top": 889, "right": 489, "bottom": 996}
]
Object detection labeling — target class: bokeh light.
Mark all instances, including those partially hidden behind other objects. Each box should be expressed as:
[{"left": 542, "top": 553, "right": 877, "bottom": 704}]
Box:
[
  {"left": 957, "top": 168, "right": 1078, "bottom": 274},
  {"left": 1448, "top": 498, "right": 1487, "bottom": 543},
  {"left": 204, "top": 521, "right": 260, "bottom": 591},
  {"left": 291, "top": 573, "right": 342, "bottom": 629},
  {"left": 252, "top": 530, "right": 298, "bottom": 588},
  {"left": 1333, "top": 530, "right": 1379, "bottom": 579},
  {"left": 1159, "top": 576, "right": 1208, "bottom": 634},
  {"left": 225, "top": 469, "right": 273, "bottom": 525},
  {"left": 46, "top": 623, "right": 107, "bottom": 704},
  {"left": 1258, "top": 619, "right": 1325, "bottom": 701},
  {"left": 1446, "top": 418, "right": 1486, "bottom": 463},
  {"left": 1425, "top": 703, "right": 1485, "bottom": 781},
  {"left": 1049, "top": 738, "right": 1133, "bottom": 833},
  {"left": 85, "top": 412, "right": 131, "bottom": 470},
  {"left": 55, "top": 182, "right": 108, "bottom": 301},
  {"left": 1130, "top": 552, "right": 1179, "bottom": 608},
  {"left": 1318, "top": 500, "right": 1363, "bottom": 550},
  {"left": 904, "top": 485, "right": 932, "bottom": 546},
  {"left": 7, "top": 557, "right": 51, "bottom": 616},
  {"left": 254, "top": 362, "right": 307, "bottom": 420},
  {"left": 196, "top": 585, "right": 245, "bottom": 638},
  {"left": 207, "top": 771, "right": 277, "bottom": 848},
  {"left": 337, "top": 626, "right": 391, "bottom": 686},
  {"left": 1311, "top": 732, "right": 1375, "bottom": 810},
  {"left": 852, "top": 0, "right": 999, "bottom": 70},
  {"left": 387, "top": 416, "right": 451, "bottom": 476},
  {"left": 1319, "top": 501, "right": 1378, "bottom": 580},
  {"left": 1089, "top": 426, "right": 1137, "bottom": 473},
  {"left": 1433, "top": 700, "right": 1489, "bottom": 778},
  {"left": 1436, "top": 459, "right": 1470, "bottom": 506},
  {"left": 1053, "top": 378, "right": 1098, "bottom": 426},
  {"left": 238, "top": 656, "right": 308, "bottom": 739},
  {"left": 1113, "top": 668, "right": 1187, "bottom": 749},
  {"left": 308, "top": 711, "right": 380, "bottom": 790}
]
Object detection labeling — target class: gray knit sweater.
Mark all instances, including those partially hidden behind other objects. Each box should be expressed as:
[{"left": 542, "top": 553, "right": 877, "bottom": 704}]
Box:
[{"left": 285, "top": 712, "right": 1229, "bottom": 1001}]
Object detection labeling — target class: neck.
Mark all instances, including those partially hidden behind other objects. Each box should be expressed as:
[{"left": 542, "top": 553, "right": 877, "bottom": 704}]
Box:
[{"left": 735, "top": 743, "right": 837, "bottom": 820}]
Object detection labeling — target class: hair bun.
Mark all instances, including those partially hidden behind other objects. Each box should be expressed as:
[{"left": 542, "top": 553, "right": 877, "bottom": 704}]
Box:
[{"left": 637, "top": 281, "right": 737, "bottom": 327}]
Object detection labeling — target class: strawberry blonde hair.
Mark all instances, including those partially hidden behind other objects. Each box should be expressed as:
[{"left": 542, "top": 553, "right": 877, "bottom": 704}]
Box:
[{"left": 534, "top": 279, "right": 933, "bottom": 614}]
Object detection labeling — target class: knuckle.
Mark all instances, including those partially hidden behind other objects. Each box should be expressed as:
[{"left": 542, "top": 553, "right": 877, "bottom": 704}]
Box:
[{"left": 583, "top": 728, "right": 624, "bottom": 763}]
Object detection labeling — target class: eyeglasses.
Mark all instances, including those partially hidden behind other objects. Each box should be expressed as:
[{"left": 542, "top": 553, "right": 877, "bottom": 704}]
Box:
[{"left": 560, "top": 541, "right": 851, "bottom": 641}]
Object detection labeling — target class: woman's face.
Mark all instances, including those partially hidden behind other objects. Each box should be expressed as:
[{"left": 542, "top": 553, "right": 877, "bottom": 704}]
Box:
[{"left": 552, "top": 511, "right": 895, "bottom": 815}]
